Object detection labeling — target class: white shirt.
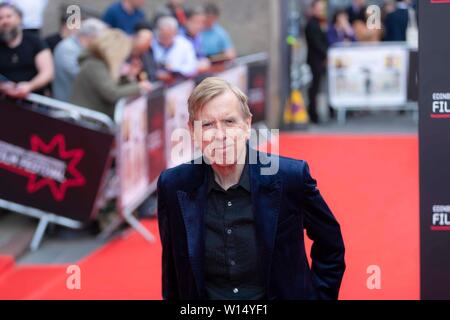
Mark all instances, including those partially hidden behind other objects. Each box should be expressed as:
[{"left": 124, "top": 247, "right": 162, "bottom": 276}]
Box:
[{"left": 152, "top": 35, "right": 198, "bottom": 77}]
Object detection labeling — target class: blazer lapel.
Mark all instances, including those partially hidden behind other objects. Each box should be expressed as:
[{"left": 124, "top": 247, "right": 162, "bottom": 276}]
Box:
[
  {"left": 176, "top": 166, "right": 208, "bottom": 297},
  {"left": 250, "top": 153, "right": 282, "bottom": 289}
]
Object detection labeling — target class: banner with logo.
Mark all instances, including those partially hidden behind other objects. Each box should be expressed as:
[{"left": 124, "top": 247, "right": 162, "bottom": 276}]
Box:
[
  {"left": 328, "top": 44, "right": 409, "bottom": 109},
  {"left": 0, "top": 98, "right": 114, "bottom": 222},
  {"left": 419, "top": 0, "right": 450, "bottom": 299}
]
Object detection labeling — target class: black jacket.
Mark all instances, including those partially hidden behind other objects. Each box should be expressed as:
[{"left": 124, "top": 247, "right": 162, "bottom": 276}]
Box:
[
  {"left": 305, "top": 17, "right": 328, "bottom": 71},
  {"left": 157, "top": 150, "right": 346, "bottom": 300}
]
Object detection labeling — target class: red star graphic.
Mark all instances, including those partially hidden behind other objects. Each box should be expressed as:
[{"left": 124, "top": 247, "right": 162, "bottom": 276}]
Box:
[{"left": 26, "top": 134, "right": 86, "bottom": 201}]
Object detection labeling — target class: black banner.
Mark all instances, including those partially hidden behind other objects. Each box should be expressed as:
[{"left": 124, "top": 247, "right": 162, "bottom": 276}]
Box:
[
  {"left": 419, "top": 0, "right": 450, "bottom": 299},
  {"left": 247, "top": 63, "right": 268, "bottom": 124},
  {"left": 0, "top": 98, "right": 114, "bottom": 223}
]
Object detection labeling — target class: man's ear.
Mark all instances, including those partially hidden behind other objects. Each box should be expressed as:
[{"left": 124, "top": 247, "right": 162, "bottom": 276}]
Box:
[{"left": 245, "top": 116, "right": 253, "bottom": 137}]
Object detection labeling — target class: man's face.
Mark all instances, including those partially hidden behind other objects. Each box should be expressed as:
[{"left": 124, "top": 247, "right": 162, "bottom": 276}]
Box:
[
  {"left": 0, "top": 7, "right": 20, "bottom": 34},
  {"left": 336, "top": 12, "right": 349, "bottom": 27},
  {"left": 205, "top": 14, "right": 217, "bottom": 29},
  {"left": 130, "top": 0, "right": 146, "bottom": 9},
  {"left": 353, "top": 0, "right": 366, "bottom": 7},
  {"left": 133, "top": 29, "right": 152, "bottom": 55},
  {"left": 158, "top": 27, "right": 176, "bottom": 47},
  {"left": 191, "top": 91, "right": 252, "bottom": 166},
  {"left": 186, "top": 14, "right": 206, "bottom": 36},
  {"left": 312, "top": 1, "right": 325, "bottom": 19}
]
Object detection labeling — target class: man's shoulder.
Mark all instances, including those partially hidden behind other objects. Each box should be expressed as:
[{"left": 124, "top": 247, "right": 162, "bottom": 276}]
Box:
[
  {"left": 22, "top": 32, "right": 46, "bottom": 47},
  {"left": 54, "top": 37, "right": 78, "bottom": 56},
  {"left": 158, "top": 160, "right": 205, "bottom": 191},
  {"left": 107, "top": 1, "right": 122, "bottom": 11},
  {"left": 259, "top": 151, "right": 308, "bottom": 176},
  {"left": 210, "top": 24, "right": 228, "bottom": 36}
]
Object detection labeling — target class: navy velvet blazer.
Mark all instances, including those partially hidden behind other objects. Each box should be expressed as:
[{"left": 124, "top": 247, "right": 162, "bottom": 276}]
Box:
[{"left": 157, "top": 150, "right": 345, "bottom": 300}]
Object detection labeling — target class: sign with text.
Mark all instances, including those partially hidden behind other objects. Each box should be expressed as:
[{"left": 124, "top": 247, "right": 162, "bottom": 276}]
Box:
[
  {"left": 419, "top": 0, "right": 450, "bottom": 299},
  {"left": 0, "top": 98, "right": 114, "bottom": 222},
  {"left": 328, "top": 44, "right": 409, "bottom": 109}
]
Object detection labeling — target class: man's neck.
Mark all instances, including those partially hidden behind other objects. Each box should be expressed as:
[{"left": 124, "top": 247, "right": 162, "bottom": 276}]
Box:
[
  {"left": 211, "top": 149, "right": 247, "bottom": 191},
  {"left": 122, "top": 0, "right": 135, "bottom": 13},
  {"left": 7, "top": 32, "right": 22, "bottom": 49},
  {"left": 397, "top": 2, "right": 409, "bottom": 10}
]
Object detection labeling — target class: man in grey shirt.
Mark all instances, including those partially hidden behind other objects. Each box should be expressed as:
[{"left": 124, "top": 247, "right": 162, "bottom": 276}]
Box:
[{"left": 52, "top": 18, "right": 107, "bottom": 102}]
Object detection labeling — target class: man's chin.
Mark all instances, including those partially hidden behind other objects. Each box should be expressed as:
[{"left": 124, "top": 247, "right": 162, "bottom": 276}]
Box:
[{"left": 205, "top": 157, "right": 238, "bottom": 167}]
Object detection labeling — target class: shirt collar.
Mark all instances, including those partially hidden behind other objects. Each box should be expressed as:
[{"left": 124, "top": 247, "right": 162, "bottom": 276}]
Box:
[{"left": 207, "top": 160, "right": 250, "bottom": 193}]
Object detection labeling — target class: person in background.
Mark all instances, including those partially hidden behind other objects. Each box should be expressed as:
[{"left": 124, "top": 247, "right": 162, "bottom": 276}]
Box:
[
  {"left": 350, "top": 3, "right": 383, "bottom": 42},
  {"left": 200, "top": 2, "right": 236, "bottom": 63},
  {"left": 346, "top": 0, "right": 367, "bottom": 25},
  {"left": 44, "top": 11, "right": 78, "bottom": 52},
  {"left": 327, "top": 10, "right": 356, "bottom": 46},
  {"left": 0, "top": 3, "right": 53, "bottom": 98},
  {"left": 179, "top": 6, "right": 205, "bottom": 58},
  {"left": 305, "top": 0, "right": 328, "bottom": 124},
  {"left": 53, "top": 18, "right": 107, "bottom": 102},
  {"left": 152, "top": 16, "right": 198, "bottom": 83},
  {"left": 384, "top": 0, "right": 409, "bottom": 42},
  {"left": 70, "top": 29, "right": 152, "bottom": 118},
  {"left": 130, "top": 22, "right": 157, "bottom": 82},
  {"left": 382, "top": 0, "right": 397, "bottom": 19},
  {"left": 102, "top": 0, "right": 146, "bottom": 35},
  {"left": 153, "top": 0, "right": 188, "bottom": 29},
  {"left": 179, "top": 6, "right": 210, "bottom": 73},
  {"left": 8, "top": 0, "right": 48, "bottom": 37}
]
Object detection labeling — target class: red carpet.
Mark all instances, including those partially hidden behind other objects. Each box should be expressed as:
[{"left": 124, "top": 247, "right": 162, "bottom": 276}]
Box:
[
  {"left": 277, "top": 134, "right": 419, "bottom": 299},
  {"left": 0, "top": 221, "right": 162, "bottom": 300},
  {"left": 0, "top": 134, "right": 419, "bottom": 299}
]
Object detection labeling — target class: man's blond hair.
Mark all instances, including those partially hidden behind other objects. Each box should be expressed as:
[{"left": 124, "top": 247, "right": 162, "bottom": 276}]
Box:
[{"left": 188, "top": 77, "right": 252, "bottom": 124}]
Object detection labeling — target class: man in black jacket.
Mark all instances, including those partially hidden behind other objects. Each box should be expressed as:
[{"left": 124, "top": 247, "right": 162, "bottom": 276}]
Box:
[
  {"left": 305, "top": 0, "right": 328, "bottom": 124},
  {"left": 157, "top": 77, "right": 345, "bottom": 300}
]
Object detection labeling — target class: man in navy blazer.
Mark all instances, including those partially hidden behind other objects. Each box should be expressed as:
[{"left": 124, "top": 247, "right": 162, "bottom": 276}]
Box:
[
  {"left": 157, "top": 77, "right": 345, "bottom": 300},
  {"left": 384, "top": 0, "right": 410, "bottom": 42}
]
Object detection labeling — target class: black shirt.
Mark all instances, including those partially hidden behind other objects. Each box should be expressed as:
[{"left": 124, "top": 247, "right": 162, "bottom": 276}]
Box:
[
  {"left": 204, "top": 163, "right": 265, "bottom": 300},
  {"left": 305, "top": 17, "right": 328, "bottom": 69},
  {"left": 44, "top": 33, "right": 63, "bottom": 52},
  {"left": 0, "top": 33, "right": 48, "bottom": 92}
]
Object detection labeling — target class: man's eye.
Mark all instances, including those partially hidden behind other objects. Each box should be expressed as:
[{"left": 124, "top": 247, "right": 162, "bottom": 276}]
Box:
[
  {"left": 202, "top": 123, "right": 212, "bottom": 128},
  {"left": 225, "top": 119, "right": 235, "bottom": 124}
]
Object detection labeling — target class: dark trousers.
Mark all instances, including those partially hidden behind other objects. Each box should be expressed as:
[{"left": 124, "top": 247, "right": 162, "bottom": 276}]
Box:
[{"left": 308, "top": 64, "right": 323, "bottom": 123}]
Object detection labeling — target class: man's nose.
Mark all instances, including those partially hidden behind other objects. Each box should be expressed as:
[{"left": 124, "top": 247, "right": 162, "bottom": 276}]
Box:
[{"left": 214, "top": 124, "right": 226, "bottom": 141}]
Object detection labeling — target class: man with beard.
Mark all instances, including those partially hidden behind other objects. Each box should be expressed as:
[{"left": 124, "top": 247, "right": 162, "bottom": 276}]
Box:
[{"left": 0, "top": 3, "right": 53, "bottom": 98}]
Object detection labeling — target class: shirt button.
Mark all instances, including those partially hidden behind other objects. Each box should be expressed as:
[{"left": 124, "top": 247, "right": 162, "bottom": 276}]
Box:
[
  {"left": 227, "top": 228, "right": 232, "bottom": 235},
  {"left": 227, "top": 201, "right": 232, "bottom": 207},
  {"left": 230, "top": 260, "right": 236, "bottom": 266},
  {"left": 233, "top": 288, "right": 239, "bottom": 294}
]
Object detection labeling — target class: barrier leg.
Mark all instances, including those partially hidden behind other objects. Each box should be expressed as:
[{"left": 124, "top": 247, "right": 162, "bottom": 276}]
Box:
[
  {"left": 124, "top": 213, "right": 155, "bottom": 243},
  {"left": 97, "top": 215, "right": 124, "bottom": 241},
  {"left": 338, "top": 108, "right": 347, "bottom": 125},
  {"left": 30, "top": 214, "right": 50, "bottom": 251}
]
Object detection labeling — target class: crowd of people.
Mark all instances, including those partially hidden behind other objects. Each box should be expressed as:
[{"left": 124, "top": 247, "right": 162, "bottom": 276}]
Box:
[
  {"left": 305, "top": 0, "right": 417, "bottom": 124},
  {"left": 0, "top": 0, "right": 236, "bottom": 118}
]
